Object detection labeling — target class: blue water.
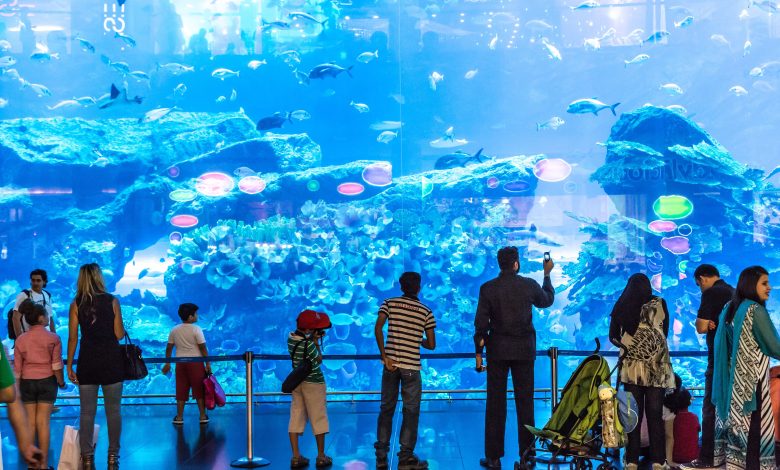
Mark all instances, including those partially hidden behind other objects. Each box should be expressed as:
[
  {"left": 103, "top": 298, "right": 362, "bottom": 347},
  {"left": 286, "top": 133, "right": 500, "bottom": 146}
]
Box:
[{"left": 1, "top": 0, "right": 779, "bottom": 397}]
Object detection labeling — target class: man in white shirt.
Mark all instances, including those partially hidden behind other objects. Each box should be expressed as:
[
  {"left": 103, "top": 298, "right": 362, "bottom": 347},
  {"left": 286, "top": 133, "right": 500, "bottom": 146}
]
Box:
[{"left": 12, "top": 269, "right": 55, "bottom": 337}]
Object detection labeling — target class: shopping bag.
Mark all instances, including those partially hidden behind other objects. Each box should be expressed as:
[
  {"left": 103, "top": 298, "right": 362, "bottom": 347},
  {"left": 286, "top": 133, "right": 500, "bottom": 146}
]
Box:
[
  {"left": 203, "top": 373, "right": 226, "bottom": 410},
  {"left": 57, "top": 424, "right": 100, "bottom": 470}
]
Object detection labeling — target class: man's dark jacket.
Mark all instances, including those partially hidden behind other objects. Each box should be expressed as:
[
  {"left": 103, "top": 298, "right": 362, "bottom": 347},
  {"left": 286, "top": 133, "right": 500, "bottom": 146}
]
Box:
[{"left": 474, "top": 271, "right": 555, "bottom": 361}]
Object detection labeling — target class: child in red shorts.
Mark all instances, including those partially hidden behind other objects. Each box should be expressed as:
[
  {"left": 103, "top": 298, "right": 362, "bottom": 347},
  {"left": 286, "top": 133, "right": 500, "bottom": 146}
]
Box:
[{"left": 162, "top": 303, "right": 211, "bottom": 425}]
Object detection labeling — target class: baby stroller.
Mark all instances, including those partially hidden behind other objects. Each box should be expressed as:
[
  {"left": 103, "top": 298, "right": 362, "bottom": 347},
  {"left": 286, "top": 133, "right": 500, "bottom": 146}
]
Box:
[{"left": 519, "top": 340, "right": 634, "bottom": 470}]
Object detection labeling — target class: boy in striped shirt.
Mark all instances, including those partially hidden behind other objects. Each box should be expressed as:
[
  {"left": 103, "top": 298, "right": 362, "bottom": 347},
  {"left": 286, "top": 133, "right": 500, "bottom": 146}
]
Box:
[{"left": 374, "top": 272, "right": 436, "bottom": 470}]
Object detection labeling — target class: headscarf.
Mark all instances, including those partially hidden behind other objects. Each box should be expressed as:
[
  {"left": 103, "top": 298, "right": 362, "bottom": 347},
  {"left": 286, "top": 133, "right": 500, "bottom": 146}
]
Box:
[{"left": 610, "top": 273, "right": 653, "bottom": 337}]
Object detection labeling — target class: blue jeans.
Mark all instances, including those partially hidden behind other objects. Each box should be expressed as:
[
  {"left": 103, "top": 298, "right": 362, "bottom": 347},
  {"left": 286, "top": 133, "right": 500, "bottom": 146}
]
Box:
[
  {"left": 79, "top": 382, "right": 123, "bottom": 457},
  {"left": 375, "top": 367, "right": 422, "bottom": 460}
]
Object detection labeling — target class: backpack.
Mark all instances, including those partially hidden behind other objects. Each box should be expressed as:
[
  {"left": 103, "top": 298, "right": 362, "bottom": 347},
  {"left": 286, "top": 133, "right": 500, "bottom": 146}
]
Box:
[{"left": 7, "top": 289, "right": 50, "bottom": 340}]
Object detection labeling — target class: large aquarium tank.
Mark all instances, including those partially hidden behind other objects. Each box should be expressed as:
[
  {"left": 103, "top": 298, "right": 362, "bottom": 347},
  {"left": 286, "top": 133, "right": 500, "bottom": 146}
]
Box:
[{"left": 1, "top": 0, "right": 779, "bottom": 398}]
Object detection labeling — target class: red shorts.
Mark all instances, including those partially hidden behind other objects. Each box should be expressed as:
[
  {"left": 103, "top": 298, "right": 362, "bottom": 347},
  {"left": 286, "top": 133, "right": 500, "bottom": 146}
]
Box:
[{"left": 175, "top": 362, "right": 206, "bottom": 401}]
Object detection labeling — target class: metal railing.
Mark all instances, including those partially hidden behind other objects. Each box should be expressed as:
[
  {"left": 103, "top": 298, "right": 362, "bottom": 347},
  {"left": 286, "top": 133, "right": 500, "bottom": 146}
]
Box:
[{"left": 26, "top": 348, "right": 708, "bottom": 468}]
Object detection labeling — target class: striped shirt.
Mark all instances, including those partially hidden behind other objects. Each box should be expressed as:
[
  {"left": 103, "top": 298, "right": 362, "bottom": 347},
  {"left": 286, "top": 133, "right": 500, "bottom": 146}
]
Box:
[
  {"left": 287, "top": 332, "right": 324, "bottom": 384},
  {"left": 380, "top": 295, "right": 436, "bottom": 370}
]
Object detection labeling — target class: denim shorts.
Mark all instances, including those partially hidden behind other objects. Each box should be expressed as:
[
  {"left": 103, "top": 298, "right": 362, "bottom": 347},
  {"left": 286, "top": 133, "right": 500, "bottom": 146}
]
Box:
[{"left": 19, "top": 376, "right": 58, "bottom": 404}]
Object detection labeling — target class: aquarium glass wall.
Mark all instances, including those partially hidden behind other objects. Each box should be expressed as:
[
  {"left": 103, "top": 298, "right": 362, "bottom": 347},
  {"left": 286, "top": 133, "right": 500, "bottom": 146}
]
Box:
[{"left": 1, "top": 0, "right": 779, "bottom": 397}]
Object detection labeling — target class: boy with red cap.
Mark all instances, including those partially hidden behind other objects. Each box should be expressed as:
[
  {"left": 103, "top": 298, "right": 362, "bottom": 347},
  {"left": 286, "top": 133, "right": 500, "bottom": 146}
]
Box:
[{"left": 288, "top": 309, "right": 333, "bottom": 468}]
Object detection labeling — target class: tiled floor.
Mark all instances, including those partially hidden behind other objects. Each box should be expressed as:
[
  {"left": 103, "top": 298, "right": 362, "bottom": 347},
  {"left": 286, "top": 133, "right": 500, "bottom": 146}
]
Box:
[{"left": 1, "top": 399, "right": 701, "bottom": 469}]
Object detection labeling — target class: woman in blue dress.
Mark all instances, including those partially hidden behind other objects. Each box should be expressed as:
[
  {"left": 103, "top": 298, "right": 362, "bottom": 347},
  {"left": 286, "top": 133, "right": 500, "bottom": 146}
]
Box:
[{"left": 713, "top": 265, "right": 776, "bottom": 470}]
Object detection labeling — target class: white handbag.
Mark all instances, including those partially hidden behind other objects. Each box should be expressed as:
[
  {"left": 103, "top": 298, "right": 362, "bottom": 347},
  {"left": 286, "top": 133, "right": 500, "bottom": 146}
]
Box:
[{"left": 57, "top": 424, "right": 99, "bottom": 470}]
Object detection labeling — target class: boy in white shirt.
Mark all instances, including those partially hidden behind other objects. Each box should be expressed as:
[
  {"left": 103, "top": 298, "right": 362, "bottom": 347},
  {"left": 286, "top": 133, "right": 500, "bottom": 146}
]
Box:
[{"left": 162, "top": 303, "right": 211, "bottom": 425}]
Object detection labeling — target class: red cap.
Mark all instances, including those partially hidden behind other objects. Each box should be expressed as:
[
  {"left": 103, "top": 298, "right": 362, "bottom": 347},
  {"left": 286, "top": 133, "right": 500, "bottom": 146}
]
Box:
[{"left": 297, "top": 309, "right": 332, "bottom": 330}]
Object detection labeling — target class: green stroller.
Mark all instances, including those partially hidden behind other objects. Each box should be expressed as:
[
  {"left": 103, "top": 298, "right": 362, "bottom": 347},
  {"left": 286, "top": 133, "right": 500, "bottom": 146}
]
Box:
[{"left": 519, "top": 341, "right": 630, "bottom": 470}]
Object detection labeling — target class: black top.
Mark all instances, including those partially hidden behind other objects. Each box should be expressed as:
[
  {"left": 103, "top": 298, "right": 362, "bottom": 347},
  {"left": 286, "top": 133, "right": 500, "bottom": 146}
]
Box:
[
  {"left": 696, "top": 279, "right": 734, "bottom": 367},
  {"left": 76, "top": 293, "right": 124, "bottom": 385},
  {"left": 474, "top": 272, "right": 555, "bottom": 360}
]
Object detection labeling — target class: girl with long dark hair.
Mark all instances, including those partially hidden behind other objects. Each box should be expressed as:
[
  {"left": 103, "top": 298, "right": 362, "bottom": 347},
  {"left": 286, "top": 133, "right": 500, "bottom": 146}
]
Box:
[
  {"left": 713, "top": 265, "right": 777, "bottom": 470},
  {"left": 609, "top": 273, "right": 675, "bottom": 470},
  {"left": 66, "top": 263, "right": 126, "bottom": 470}
]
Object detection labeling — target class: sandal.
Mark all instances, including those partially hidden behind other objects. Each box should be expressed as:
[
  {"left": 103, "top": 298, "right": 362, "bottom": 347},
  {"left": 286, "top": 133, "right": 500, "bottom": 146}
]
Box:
[
  {"left": 200, "top": 415, "right": 210, "bottom": 424},
  {"left": 172, "top": 416, "right": 184, "bottom": 425},
  {"left": 291, "top": 455, "right": 310, "bottom": 468},
  {"left": 316, "top": 456, "right": 333, "bottom": 468}
]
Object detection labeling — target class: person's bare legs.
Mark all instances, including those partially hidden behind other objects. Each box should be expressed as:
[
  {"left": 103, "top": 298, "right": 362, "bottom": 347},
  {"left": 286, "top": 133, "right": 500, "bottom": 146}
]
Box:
[
  {"left": 315, "top": 433, "right": 327, "bottom": 459},
  {"left": 289, "top": 432, "right": 302, "bottom": 458},
  {"left": 35, "top": 402, "right": 53, "bottom": 468},
  {"left": 176, "top": 400, "right": 185, "bottom": 421},
  {"left": 24, "top": 403, "right": 37, "bottom": 445},
  {"left": 196, "top": 399, "right": 207, "bottom": 420}
]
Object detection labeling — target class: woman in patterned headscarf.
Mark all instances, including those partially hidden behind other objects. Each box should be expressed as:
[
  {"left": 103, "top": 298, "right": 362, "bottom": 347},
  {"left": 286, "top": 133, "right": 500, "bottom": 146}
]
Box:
[
  {"left": 609, "top": 273, "right": 675, "bottom": 470},
  {"left": 713, "top": 266, "right": 777, "bottom": 470}
]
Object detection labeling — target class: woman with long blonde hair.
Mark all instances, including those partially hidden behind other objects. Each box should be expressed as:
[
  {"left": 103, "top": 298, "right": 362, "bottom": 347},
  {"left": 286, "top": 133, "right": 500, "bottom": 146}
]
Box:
[{"left": 66, "top": 263, "right": 125, "bottom": 470}]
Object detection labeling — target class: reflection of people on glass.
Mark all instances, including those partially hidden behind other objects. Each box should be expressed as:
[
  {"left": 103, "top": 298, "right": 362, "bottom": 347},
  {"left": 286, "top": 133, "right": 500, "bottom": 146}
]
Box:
[
  {"left": 713, "top": 265, "right": 777, "bottom": 469},
  {"left": 66, "top": 263, "right": 126, "bottom": 470},
  {"left": 474, "top": 247, "right": 554, "bottom": 469},
  {"left": 609, "top": 273, "right": 674, "bottom": 470},
  {"left": 188, "top": 29, "right": 210, "bottom": 57}
]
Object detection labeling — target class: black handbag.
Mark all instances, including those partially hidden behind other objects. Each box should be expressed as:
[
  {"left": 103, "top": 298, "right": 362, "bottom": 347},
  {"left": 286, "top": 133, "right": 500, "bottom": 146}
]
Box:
[
  {"left": 120, "top": 333, "right": 148, "bottom": 381},
  {"left": 281, "top": 339, "right": 312, "bottom": 393}
]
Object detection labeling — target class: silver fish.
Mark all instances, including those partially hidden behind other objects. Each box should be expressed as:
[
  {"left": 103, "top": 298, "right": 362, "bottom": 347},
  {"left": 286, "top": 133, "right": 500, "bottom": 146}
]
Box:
[
  {"left": 157, "top": 62, "right": 194, "bottom": 75},
  {"left": 377, "top": 131, "right": 398, "bottom": 143},
  {"left": 139, "top": 106, "right": 176, "bottom": 123},
  {"left": 356, "top": 50, "right": 379, "bottom": 63},
  {"left": 211, "top": 68, "right": 240, "bottom": 80},
  {"left": 114, "top": 31, "right": 136, "bottom": 47},
  {"left": 47, "top": 99, "right": 81, "bottom": 110}
]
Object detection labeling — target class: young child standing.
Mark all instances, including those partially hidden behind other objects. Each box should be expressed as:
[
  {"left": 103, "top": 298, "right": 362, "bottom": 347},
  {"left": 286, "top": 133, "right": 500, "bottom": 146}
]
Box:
[
  {"left": 288, "top": 309, "right": 333, "bottom": 468},
  {"left": 13, "top": 300, "right": 66, "bottom": 469},
  {"left": 162, "top": 303, "right": 211, "bottom": 425},
  {"left": 672, "top": 389, "right": 700, "bottom": 464}
]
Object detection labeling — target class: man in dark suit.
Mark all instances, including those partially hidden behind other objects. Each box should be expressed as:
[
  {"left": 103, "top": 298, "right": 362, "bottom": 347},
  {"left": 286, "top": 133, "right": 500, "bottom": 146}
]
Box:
[{"left": 474, "top": 246, "right": 555, "bottom": 469}]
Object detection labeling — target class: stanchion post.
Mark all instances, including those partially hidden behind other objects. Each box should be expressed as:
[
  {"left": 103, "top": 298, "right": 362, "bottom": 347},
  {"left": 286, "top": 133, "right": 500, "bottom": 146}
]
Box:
[
  {"left": 548, "top": 347, "right": 559, "bottom": 408},
  {"left": 231, "top": 351, "right": 270, "bottom": 468}
]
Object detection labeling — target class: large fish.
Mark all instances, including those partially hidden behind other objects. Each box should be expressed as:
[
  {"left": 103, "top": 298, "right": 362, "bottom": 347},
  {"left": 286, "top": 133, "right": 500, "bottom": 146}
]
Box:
[
  {"left": 256, "top": 112, "right": 292, "bottom": 131},
  {"left": 96, "top": 83, "right": 144, "bottom": 109},
  {"left": 434, "top": 148, "right": 486, "bottom": 170},
  {"left": 139, "top": 106, "right": 176, "bottom": 123},
  {"left": 566, "top": 98, "right": 620, "bottom": 116},
  {"left": 308, "top": 63, "right": 353, "bottom": 80}
]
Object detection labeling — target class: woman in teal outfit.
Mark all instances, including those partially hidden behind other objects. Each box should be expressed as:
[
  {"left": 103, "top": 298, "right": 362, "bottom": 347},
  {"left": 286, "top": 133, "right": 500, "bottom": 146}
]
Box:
[{"left": 713, "top": 265, "right": 776, "bottom": 470}]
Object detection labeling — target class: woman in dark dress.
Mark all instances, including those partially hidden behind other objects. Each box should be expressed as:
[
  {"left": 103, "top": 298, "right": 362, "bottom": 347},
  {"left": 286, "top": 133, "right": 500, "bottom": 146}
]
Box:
[
  {"left": 66, "top": 263, "right": 125, "bottom": 470},
  {"left": 609, "top": 273, "right": 675, "bottom": 470}
]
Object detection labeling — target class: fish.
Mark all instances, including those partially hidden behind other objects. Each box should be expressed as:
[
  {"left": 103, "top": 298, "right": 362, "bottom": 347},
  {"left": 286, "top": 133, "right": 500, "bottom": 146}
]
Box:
[
  {"left": 428, "top": 71, "right": 444, "bottom": 90},
  {"left": 288, "top": 11, "right": 327, "bottom": 25},
  {"left": 643, "top": 30, "right": 670, "bottom": 45},
  {"left": 0, "top": 98, "right": 8, "bottom": 108},
  {"left": 350, "top": 101, "right": 370, "bottom": 113},
  {"left": 73, "top": 35, "right": 95, "bottom": 53},
  {"left": 750, "top": 66, "right": 764, "bottom": 77},
  {"left": 157, "top": 62, "right": 194, "bottom": 75},
  {"left": 356, "top": 50, "right": 379, "bottom": 63},
  {"left": 0, "top": 40, "right": 11, "bottom": 52},
  {"left": 234, "top": 167, "right": 256, "bottom": 177},
  {"left": 434, "top": 148, "right": 486, "bottom": 170},
  {"left": 290, "top": 109, "right": 311, "bottom": 121},
  {"left": 729, "top": 85, "right": 748, "bottom": 96},
  {"left": 216, "top": 95, "right": 227, "bottom": 103},
  {"left": 542, "top": 38, "right": 562, "bottom": 61},
  {"left": 369, "top": 121, "right": 403, "bottom": 131},
  {"left": 230, "top": 89, "right": 237, "bottom": 101},
  {"left": 30, "top": 51, "right": 59, "bottom": 61},
  {"left": 464, "top": 68, "right": 479, "bottom": 79},
  {"left": 504, "top": 224, "right": 563, "bottom": 246},
  {"left": 96, "top": 83, "right": 143, "bottom": 109},
  {"left": 277, "top": 50, "right": 301, "bottom": 65},
  {"left": 129, "top": 70, "right": 151, "bottom": 83},
  {"left": 247, "top": 59, "right": 266, "bottom": 70},
  {"left": 389, "top": 93, "right": 405, "bottom": 104},
  {"left": 665, "top": 104, "right": 688, "bottom": 115},
  {"left": 750, "top": 0, "right": 779, "bottom": 13},
  {"left": 566, "top": 98, "right": 620, "bottom": 116},
  {"left": 139, "top": 106, "right": 176, "bottom": 123},
  {"left": 624, "top": 53, "right": 650, "bottom": 67},
  {"left": 429, "top": 136, "right": 468, "bottom": 148},
  {"left": 256, "top": 112, "right": 292, "bottom": 131},
  {"left": 744, "top": 40, "right": 752, "bottom": 56},
  {"left": 21, "top": 81, "right": 52, "bottom": 97},
  {"left": 211, "top": 68, "right": 240, "bottom": 80},
  {"left": 570, "top": 0, "right": 599, "bottom": 10},
  {"left": 536, "top": 116, "right": 565, "bottom": 131},
  {"left": 765, "top": 165, "right": 780, "bottom": 180},
  {"left": 308, "top": 63, "right": 353, "bottom": 79},
  {"left": 47, "top": 99, "right": 81, "bottom": 110},
  {"left": 488, "top": 34, "right": 498, "bottom": 50},
  {"left": 293, "top": 69, "right": 310, "bottom": 85},
  {"left": 90, "top": 156, "right": 110, "bottom": 167},
  {"left": 524, "top": 19, "right": 554, "bottom": 33},
  {"left": 583, "top": 37, "right": 601, "bottom": 51},
  {"left": 73, "top": 96, "right": 96, "bottom": 106},
  {"left": 0, "top": 56, "right": 17, "bottom": 68},
  {"left": 262, "top": 19, "right": 292, "bottom": 30},
  {"left": 377, "top": 131, "right": 398, "bottom": 143},
  {"left": 137, "top": 268, "right": 164, "bottom": 279},
  {"left": 101, "top": 55, "right": 130, "bottom": 74},
  {"left": 710, "top": 34, "right": 730, "bottom": 47},
  {"left": 674, "top": 15, "right": 694, "bottom": 28},
  {"left": 659, "top": 83, "right": 684, "bottom": 95},
  {"left": 2, "top": 68, "right": 21, "bottom": 81},
  {"left": 114, "top": 31, "right": 136, "bottom": 47},
  {"left": 549, "top": 323, "right": 567, "bottom": 335},
  {"left": 173, "top": 83, "right": 187, "bottom": 98}
]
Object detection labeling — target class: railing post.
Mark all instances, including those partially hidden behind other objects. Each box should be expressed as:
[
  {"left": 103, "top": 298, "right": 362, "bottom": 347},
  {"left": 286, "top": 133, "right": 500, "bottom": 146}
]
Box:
[
  {"left": 231, "top": 351, "right": 270, "bottom": 468},
  {"left": 548, "top": 347, "right": 559, "bottom": 408}
]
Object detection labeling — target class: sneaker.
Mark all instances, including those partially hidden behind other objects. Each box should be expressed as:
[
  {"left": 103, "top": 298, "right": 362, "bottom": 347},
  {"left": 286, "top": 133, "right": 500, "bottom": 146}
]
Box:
[
  {"left": 680, "top": 461, "right": 719, "bottom": 470},
  {"left": 398, "top": 454, "right": 428, "bottom": 470},
  {"left": 480, "top": 458, "right": 501, "bottom": 469}
]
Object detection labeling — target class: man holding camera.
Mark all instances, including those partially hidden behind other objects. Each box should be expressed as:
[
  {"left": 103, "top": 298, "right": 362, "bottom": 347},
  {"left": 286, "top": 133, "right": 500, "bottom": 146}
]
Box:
[
  {"left": 474, "top": 247, "right": 555, "bottom": 469},
  {"left": 374, "top": 272, "right": 436, "bottom": 470}
]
